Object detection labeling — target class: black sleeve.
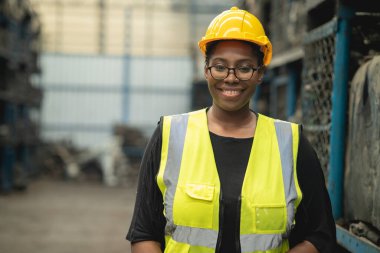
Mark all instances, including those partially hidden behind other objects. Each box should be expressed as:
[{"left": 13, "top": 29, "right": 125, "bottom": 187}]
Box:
[
  {"left": 126, "top": 122, "right": 166, "bottom": 249},
  {"left": 289, "top": 131, "right": 337, "bottom": 253}
]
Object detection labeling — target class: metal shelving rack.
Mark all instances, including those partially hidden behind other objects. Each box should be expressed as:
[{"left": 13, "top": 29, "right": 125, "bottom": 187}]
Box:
[{"left": 0, "top": 0, "right": 42, "bottom": 192}]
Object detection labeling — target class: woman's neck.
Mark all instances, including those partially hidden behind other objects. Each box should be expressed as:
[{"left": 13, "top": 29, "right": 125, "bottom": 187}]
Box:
[{"left": 207, "top": 105, "right": 257, "bottom": 138}]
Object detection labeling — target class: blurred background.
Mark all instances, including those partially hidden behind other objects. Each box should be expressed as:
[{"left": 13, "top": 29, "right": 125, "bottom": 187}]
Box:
[{"left": 1, "top": 0, "right": 380, "bottom": 252}]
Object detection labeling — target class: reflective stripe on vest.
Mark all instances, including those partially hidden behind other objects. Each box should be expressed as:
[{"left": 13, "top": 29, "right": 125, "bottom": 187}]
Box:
[
  {"left": 274, "top": 120, "right": 299, "bottom": 234},
  {"left": 156, "top": 109, "right": 302, "bottom": 253}
]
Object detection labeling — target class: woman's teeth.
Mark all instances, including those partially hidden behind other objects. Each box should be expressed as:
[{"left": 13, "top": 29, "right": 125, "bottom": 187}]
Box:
[{"left": 223, "top": 90, "right": 241, "bottom": 95}]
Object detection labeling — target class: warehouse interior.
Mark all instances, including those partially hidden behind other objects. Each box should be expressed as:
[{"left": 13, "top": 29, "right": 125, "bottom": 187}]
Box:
[{"left": 1, "top": 0, "right": 380, "bottom": 252}]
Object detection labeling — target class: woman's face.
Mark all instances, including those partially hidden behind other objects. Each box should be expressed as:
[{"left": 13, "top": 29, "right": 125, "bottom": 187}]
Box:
[{"left": 205, "top": 40, "right": 263, "bottom": 112}]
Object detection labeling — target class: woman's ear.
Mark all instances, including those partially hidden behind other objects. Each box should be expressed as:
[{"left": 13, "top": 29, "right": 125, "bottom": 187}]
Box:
[{"left": 257, "top": 66, "right": 266, "bottom": 83}]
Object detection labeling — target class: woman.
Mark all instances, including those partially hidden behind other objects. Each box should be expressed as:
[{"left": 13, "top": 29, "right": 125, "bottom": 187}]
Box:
[{"left": 127, "top": 7, "right": 336, "bottom": 253}]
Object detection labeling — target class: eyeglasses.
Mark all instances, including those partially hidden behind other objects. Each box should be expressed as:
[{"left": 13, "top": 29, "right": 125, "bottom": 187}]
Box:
[{"left": 207, "top": 65, "right": 260, "bottom": 81}]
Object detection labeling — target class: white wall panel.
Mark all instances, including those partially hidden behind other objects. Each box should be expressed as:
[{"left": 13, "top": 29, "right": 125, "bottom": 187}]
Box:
[
  {"left": 40, "top": 54, "right": 125, "bottom": 148},
  {"left": 129, "top": 57, "right": 191, "bottom": 89},
  {"left": 128, "top": 93, "right": 190, "bottom": 126},
  {"left": 40, "top": 54, "right": 125, "bottom": 86},
  {"left": 42, "top": 90, "right": 122, "bottom": 125},
  {"left": 126, "top": 56, "right": 192, "bottom": 129}
]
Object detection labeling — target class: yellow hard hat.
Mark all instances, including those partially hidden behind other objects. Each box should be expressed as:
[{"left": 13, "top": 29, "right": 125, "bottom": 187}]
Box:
[{"left": 198, "top": 6, "right": 272, "bottom": 66}]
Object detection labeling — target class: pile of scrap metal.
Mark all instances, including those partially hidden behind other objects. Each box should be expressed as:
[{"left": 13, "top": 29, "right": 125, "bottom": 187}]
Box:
[
  {"left": 34, "top": 123, "right": 148, "bottom": 187},
  {"left": 34, "top": 140, "right": 103, "bottom": 183},
  {"left": 113, "top": 124, "right": 147, "bottom": 163}
]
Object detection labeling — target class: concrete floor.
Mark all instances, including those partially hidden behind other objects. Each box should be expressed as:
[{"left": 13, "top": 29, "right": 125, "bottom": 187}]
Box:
[{"left": 0, "top": 179, "right": 136, "bottom": 253}]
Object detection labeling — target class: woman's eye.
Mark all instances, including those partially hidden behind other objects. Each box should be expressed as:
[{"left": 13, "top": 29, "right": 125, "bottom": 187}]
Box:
[
  {"left": 238, "top": 66, "right": 252, "bottom": 73},
  {"left": 214, "top": 65, "right": 226, "bottom": 71}
]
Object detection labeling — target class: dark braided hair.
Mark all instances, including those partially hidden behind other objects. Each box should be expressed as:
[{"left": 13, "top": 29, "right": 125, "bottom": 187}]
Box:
[{"left": 205, "top": 40, "right": 264, "bottom": 67}]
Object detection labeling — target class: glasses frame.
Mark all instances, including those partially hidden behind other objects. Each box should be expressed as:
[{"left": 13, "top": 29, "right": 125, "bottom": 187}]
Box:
[{"left": 207, "top": 65, "right": 261, "bottom": 81}]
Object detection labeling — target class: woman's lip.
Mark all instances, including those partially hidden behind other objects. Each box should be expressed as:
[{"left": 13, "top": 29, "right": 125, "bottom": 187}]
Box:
[{"left": 218, "top": 88, "right": 244, "bottom": 97}]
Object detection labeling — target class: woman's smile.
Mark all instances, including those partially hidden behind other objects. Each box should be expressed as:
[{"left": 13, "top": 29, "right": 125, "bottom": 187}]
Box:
[{"left": 218, "top": 87, "right": 245, "bottom": 98}]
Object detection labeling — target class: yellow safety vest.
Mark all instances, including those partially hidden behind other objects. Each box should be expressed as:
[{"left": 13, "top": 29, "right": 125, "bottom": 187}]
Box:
[{"left": 157, "top": 109, "right": 302, "bottom": 253}]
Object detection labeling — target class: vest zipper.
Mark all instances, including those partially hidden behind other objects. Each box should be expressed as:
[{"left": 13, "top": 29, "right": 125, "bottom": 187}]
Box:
[
  {"left": 235, "top": 195, "right": 242, "bottom": 253},
  {"left": 216, "top": 192, "right": 224, "bottom": 253}
]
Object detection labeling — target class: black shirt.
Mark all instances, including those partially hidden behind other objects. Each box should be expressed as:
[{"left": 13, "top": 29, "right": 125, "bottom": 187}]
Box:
[
  {"left": 126, "top": 119, "right": 336, "bottom": 253},
  {"left": 211, "top": 131, "right": 252, "bottom": 253}
]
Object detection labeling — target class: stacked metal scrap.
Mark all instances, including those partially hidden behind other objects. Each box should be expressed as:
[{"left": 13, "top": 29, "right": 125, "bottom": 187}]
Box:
[
  {"left": 113, "top": 124, "right": 148, "bottom": 166},
  {"left": 33, "top": 141, "right": 103, "bottom": 182},
  {"left": 109, "top": 124, "right": 146, "bottom": 184}
]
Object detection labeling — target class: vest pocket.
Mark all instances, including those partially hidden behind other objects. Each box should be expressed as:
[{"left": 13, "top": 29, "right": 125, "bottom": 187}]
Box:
[
  {"left": 173, "top": 183, "right": 215, "bottom": 229},
  {"left": 165, "top": 238, "right": 190, "bottom": 253},
  {"left": 255, "top": 205, "right": 286, "bottom": 233},
  {"left": 185, "top": 183, "right": 214, "bottom": 201}
]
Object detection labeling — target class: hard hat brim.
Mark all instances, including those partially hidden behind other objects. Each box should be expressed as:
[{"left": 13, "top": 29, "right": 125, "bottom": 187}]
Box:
[{"left": 198, "top": 37, "right": 272, "bottom": 66}]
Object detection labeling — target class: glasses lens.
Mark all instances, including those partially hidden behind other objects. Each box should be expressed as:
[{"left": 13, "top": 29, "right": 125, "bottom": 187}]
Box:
[
  {"left": 236, "top": 66, "right": 254, "bottom": 81},
  {"left": 210, "top": 66, "right": 228, "bottom": 80}
]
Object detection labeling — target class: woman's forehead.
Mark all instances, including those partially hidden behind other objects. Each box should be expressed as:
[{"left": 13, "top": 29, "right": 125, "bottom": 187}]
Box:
[{"left": 209, "top": 41, "right": 258, "bottom": 62}]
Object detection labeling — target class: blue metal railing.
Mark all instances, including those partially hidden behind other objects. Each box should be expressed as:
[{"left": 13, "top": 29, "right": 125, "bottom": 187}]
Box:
[
  {"left": 327, "top": 2, "right": 354, "bottom": 221},
  {"left": 287, "top": 66, "right": 297, "bottom": 119}
]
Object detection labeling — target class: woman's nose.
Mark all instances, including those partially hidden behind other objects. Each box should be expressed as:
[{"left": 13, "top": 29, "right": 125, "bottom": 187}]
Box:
[{"left": 224, "top": 69, "right": 239, "bottom": 84}]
